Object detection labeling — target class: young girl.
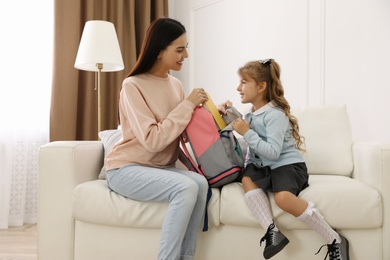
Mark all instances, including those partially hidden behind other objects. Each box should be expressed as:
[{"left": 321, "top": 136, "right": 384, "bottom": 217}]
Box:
[
  {"left": 220, "top": 59, "right": 349, "bottom": 260},
  {"left": 105, "top": 18, "right": 209, "bottom": 260}
]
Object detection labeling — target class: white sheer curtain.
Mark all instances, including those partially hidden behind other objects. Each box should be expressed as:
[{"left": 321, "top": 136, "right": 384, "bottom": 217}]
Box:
[{"left": 0, "top": 1, "right": 53, "bottom": 229}]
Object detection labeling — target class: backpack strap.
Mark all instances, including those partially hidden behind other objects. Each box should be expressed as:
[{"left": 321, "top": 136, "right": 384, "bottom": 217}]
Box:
[
  {"left": 203, "top": 186, "right": 212, "bottom": 231},
  {"left": 179, "top": 136, "right": 203, "bottom": 175},
  {"left": 179, "top": 136, "right": 212, "bottom": 232},
  {"left": 204, "top": 93, "right": 226, "bottom": 130}
]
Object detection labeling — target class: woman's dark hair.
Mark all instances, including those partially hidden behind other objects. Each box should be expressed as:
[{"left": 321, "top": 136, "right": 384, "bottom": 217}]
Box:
[{"left": 127, "top": 17, "right": 186, "bottom": 77}]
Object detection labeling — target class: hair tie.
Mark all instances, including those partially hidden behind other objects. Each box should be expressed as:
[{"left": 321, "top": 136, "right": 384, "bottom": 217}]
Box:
[{"left": 259, "top": 59, "right": 271, "bottom": 65}]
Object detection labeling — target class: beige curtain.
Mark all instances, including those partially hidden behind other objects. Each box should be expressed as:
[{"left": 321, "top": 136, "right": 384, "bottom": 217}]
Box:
[{"left": 50, "top": 0, "right": 168, "bottom": 141}]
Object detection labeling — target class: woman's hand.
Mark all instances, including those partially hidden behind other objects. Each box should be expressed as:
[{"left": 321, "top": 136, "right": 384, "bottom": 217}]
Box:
[
  {"left": 232, "top": 118, "right": 250, "bottom": 135},
  {"left": 186, "top": 88, "right": 208, "bottom": 107},
  {"left": 217, "top": 100, "right": 233, "bottom": 115}
]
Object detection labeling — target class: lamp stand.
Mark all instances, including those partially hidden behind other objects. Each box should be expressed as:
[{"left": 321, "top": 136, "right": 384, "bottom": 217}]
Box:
[{"left": 96, "top": 63, "right": 103, "bottom": 134}]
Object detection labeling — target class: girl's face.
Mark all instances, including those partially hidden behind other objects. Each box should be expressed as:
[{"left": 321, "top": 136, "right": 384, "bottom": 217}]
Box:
[
  {"left": 159, "top": 33, "right": 188, "bottom": 72},
  {"left": 237, "top": 74, "right": 266, "bottom": 109}
]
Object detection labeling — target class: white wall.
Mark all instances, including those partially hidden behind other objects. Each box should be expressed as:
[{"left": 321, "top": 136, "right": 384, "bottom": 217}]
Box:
[{"left": 169, "top": 0, "right": 390, "bottom": 143}]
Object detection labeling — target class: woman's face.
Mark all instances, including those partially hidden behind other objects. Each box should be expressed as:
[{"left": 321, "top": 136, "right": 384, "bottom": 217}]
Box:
[{"left": 159, "top": 33, "right": 188, "bottom": 72}]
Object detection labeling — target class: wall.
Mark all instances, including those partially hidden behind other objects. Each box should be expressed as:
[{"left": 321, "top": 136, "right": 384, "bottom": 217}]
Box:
[{"left": 169, "top": 0, "right": 390, "bottom": 143}]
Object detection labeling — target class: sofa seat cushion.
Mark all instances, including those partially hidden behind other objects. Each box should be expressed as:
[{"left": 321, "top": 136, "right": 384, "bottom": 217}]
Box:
[
  {"left": 72, "top": 180, "right": 221, "bottom": 228},
  {"left": 220, "top": 176, "right": 382, "bottom": 230}
]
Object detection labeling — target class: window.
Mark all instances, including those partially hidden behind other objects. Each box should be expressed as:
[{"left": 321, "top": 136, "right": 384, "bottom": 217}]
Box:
[{"left": 0, "top": 1, "right": 53, "bottom": 130}]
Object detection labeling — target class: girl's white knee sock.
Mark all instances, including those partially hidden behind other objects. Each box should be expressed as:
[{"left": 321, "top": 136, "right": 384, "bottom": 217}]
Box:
[
  {"left": 297, "top": 201, "right": 340, "bottom": 244},
  {"left": 245, "top": 188, "right": 277, "bottom": 231}
]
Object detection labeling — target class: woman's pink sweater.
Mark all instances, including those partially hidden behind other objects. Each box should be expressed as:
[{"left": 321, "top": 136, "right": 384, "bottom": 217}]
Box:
[{"left": 105, "top": 73, "right": 195, "bottom": 171}]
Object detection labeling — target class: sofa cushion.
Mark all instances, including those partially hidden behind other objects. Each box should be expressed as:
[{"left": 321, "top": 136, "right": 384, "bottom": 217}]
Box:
[
  {"left": 220, "top": 176, "right": 382, "bottom": 230},
  {"left": 72, "top": 180, "right": 221, "bottom": 228},
  {"left": 293, "top": 105, "right": 353, "bottom": 176},
  {"left": 98, "top": 129, "right": 122, "bottom": 179}
]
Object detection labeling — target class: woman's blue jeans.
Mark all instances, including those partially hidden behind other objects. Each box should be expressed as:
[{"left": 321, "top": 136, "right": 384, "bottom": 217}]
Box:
[{"left": 106, "top": 164, "right": 209, "bottom": 260}]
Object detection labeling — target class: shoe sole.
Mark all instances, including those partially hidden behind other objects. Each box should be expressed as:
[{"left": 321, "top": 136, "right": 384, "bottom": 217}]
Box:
[
  {"left": 342, "top": 234, "right": 350, "bottom": 260},
  {"left": 264, "top": 237, "right": 290, "bottom": 259}
]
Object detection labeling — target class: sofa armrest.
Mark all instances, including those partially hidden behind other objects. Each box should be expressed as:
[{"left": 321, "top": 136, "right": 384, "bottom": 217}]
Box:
[
  {"left": 38, "top": 141, "right": 103, "bottom": 260},
  {"left": 352, "top": 141, "right": 390, "bottom": 259},
  {"left": 352, "top": 142, "right": 390, "bottom": 190}
]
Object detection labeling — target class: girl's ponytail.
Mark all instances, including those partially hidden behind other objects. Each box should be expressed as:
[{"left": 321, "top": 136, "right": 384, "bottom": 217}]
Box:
[{"left": 267, "top": 60, "right": 305, "bottom": 152}]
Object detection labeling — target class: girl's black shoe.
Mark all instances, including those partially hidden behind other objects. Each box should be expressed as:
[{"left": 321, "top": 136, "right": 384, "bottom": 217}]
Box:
[
  {"left": 260, "top": 222, "right": 290, "bottom": 259},
  {"left": 315, "top": 233, "right": 350, "bottom": 260}
]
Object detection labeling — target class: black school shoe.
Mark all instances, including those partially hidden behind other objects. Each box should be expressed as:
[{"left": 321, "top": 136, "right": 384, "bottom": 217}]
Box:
[
  {"left": 260, "top": 222, "right": 290, "bottom": 259},
  {"left": 315, "top": 233, "right": 350, "bottom": 260}
]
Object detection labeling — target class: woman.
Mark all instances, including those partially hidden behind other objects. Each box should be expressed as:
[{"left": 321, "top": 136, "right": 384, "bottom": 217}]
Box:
[{"left": 105, "top": 18, "right": 209, "bottom": 260}]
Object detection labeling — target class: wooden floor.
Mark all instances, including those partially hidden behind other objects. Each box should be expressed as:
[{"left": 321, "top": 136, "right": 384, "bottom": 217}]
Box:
[{"left": 0, "top": 224, "right": 37, "bottom": 260}]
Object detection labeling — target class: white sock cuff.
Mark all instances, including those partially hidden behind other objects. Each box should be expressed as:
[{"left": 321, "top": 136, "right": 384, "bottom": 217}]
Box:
[
  {"left": 244, "top": 188, "right": 263, "bottom": 199},
  {"left": 297, "top": 201, "right": 321, "bottom": 220}
]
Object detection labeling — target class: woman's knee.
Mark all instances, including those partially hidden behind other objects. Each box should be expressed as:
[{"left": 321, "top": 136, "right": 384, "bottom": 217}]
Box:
[
  {"left": 186, "top": 172, "right": 208, "bottom": 194},
  {"left": 180, "top": 178, "right": 199, "bottom": 194},
  {"left": 190, "top": 176, "right": 208, "bottom": 203},
  {"left": 183, "top": 177, "right": 208, "bottom": 198},
  {"left": 162, "top": 170, "right": 208, "bottom": 203}
]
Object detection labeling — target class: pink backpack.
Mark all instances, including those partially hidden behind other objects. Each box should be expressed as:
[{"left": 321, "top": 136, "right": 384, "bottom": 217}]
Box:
[{"left": 179, "top": 98, "right": 244, "bottom": 188}]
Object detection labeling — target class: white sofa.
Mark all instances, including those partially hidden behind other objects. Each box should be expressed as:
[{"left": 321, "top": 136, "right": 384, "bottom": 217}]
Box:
[{"left": 38, "top": 105, "right": 390, "bottom": 260}]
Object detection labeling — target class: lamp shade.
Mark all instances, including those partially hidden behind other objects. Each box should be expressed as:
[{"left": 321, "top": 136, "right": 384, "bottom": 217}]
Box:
[{"left": 75, "top": 20, "right": 124, "bottom": 72}]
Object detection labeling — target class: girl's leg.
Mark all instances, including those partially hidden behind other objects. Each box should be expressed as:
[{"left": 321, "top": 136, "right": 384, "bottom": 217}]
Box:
[
  {"left": 106, "top": 165, "right": 207, "bottom": 260},
  {"left": 275, "top": 191, "right": 350, "bottom": 259},
  {"left": 242, "top": 176, "right": 289, "bottom": 259},
  {"left": 242, "top": 176, "right": 275, "bottom": 231},
  {"left": 297, "top": 201, "right": 340, "bottom": 244},
  {"left": 274, "top": 191, "right": 340, "bottom": 243}
]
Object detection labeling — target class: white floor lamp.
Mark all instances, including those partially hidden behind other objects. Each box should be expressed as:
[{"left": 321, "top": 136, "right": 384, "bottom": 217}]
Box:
[{"left": 74, "top": 20, "right": 124, "bottom": 134}]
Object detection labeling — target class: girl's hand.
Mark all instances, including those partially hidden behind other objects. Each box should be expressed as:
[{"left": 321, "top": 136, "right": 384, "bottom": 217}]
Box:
[
  {"left": 217, "top": 100, "right": 233, "bottom": 115},
  {"left": 232, "top": 118, "right": 250, "bottom": 135},
  {"left": 186, "top": 88, "right": 208, "bottom": 107}
]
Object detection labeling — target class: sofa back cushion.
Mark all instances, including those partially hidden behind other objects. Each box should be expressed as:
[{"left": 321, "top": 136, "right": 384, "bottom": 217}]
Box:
[{"left": 292, "top": 105, "right": 353, "bottom": 176}]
